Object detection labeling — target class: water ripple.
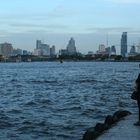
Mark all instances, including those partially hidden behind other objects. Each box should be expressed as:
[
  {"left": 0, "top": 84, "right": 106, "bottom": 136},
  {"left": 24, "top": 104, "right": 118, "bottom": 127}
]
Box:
[{"left": 0, "top": 62, "right": 138, "bottom": 140}]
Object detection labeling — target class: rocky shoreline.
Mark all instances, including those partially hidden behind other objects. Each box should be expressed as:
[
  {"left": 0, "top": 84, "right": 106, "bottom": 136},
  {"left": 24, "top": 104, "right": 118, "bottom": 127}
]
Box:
[{"left": 82, "top": 110, "right": 131, "bottom": 140}]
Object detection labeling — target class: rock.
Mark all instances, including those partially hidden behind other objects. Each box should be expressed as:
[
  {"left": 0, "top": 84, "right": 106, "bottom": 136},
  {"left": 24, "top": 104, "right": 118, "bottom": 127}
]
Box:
[
  {"left": 104, "top": 115, "right": 114, "bottom": 126},
  {"left": 83, "top": 123, "right": 106, "bottom": 140},
  {"left": 83, "top": 127, "right": 96, "bottom": 140},
  {"left": 94, "top": 123, "right": 106, "bottom": 133},
  {"left": 112, "top": 114, "right": 119, "bottom": 123},
  {"left": 104, "top": 115, "right": 119, "bottom": 127},
  {"left": 82, "top": 110, "right": 131, "bottom": 140},
  {"left": 113, "top": 110, "right": 131, "bottom": 120}
]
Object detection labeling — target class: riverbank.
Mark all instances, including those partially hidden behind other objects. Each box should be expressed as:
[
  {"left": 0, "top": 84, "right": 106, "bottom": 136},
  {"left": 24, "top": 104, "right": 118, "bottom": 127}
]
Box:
[
  {"left": 1, "top": 54, "right": 140, "bottom": 62},
  {"left": 83, "top": 110, "right": 131, "bottom": 140},
  {"left": 97, "top": 113, "right": 139, "bottom": 140},
  {"left": 1, "top": 59, "right": 140, "bottom": 63}
]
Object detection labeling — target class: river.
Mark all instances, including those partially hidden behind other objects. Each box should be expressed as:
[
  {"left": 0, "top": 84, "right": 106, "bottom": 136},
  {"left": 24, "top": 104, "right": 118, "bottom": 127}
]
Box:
[{"left": 0, "top": 62, "right": 139, "bottom": 140}]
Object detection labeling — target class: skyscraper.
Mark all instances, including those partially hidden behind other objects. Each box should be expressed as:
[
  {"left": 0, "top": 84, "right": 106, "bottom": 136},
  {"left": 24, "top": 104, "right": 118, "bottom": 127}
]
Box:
[
  {"left": 111, "top": 45, "right": 116, "bottom": 55},
  {"left": 0, "top": 42, "right": 13, "bottom": 56},
  {"left": 67, "top": 38, "right": 77, "bottom": 55},
  {"left": 36, "top": 40, "right": 42, "bottom": 49},
  {"left": 35, "top": 40, "right": 50, "bottom": 56},
  {"left": 50, "top": 45, "right": 55, "bottom": 56},
  {"left": 121, "top": 32, "right": 127, "bottom": 57}
]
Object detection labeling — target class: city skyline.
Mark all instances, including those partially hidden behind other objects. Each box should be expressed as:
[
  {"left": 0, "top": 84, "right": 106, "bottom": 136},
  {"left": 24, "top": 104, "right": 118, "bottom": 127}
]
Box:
[
  {"left": 0, "top": 0, "right": 140, "bottom": 53},
  {"left": 0, "top": 35, "right": 139, "bottom": 56}
]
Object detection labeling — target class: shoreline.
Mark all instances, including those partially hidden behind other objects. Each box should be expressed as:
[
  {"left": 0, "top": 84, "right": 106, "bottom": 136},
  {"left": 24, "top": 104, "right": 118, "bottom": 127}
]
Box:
[
  {"left": 82, "top": 110, "right": 131, "bottom": 140},
  {"left": 0, "top": 59, "right": 140, "bottom": 63}
]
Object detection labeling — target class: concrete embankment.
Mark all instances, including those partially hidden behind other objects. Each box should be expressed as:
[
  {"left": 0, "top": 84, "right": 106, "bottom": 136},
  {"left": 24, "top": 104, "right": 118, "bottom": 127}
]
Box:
[{"left": 83, "top": 110, "right": 135, "bottom": 140}]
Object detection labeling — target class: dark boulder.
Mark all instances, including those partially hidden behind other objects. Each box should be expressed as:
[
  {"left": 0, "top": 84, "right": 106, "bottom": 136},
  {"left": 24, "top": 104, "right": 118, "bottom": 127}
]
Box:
[
  {"left": 82, "top": 110, "right": 131, "bottom": 140},
  {"left": 113, "top": 110, "right": 131, "bottom": 120},
  {"left": 104, "top": 115, "right": 114, "bottom": 126},
  {"left": 83, "top": 127, "right": 96, "bottom": 140},
  {"left": 104, "top": 115, "right": 119, "bottom": 127},
  {"left": 94, "top": 123, "right": 106, "bottom": 133},
  {"left": 83, "top": 123, "right": 107, "bottom": 140}
]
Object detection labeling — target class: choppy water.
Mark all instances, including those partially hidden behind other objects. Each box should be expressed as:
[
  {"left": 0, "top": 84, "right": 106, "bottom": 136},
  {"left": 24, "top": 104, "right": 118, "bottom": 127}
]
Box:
[{"left": 0, "top": 62, "right": 139, "bottom": 140}]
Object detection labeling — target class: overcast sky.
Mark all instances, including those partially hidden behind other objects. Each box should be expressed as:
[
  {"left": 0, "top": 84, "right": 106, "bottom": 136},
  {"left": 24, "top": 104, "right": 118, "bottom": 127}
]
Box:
[{"left": 0, "top": 0, "right": 140, "bottom": 54}]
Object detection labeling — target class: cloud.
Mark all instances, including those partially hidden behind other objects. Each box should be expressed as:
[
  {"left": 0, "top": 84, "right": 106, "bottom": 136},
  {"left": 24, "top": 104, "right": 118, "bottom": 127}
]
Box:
[
  {"left": 10, "top": 23, "right": 68, "bottom": 29},
  {"left": 8, "top": 23, "right": 69, "bottom": 34},
  {"left": 87, "top": 27, "right": 140, "bottom": 34},
  {"left": 2, "top": 23, "right": 70, "bottom": 36}
]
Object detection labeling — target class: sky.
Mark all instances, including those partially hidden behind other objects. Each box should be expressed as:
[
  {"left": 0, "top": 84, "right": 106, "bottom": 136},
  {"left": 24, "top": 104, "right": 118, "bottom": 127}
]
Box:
[{"left": 0, "top": 0, "right": 140, "bottom": 54}]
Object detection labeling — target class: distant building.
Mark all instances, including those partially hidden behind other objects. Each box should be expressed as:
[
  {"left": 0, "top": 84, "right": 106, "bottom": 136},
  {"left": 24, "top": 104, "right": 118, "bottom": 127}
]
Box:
[
  {"left": 23, "top": 50, "right": 29, "bottom": 55},
  {"left": 13, "top": 48, "right": 22, "bottom": 56},
  {"left": 97, "top": 44, "right": 108, "bottom": 55},
  {"left": 35, "top": 40, "right": 50, "bottom": 56},
  {"left": 36, "top": 40, "right": 42, "bottom": 49},
  {"left": 105, "top": 47, "right": 111, "bottom": 54},
  {"left": 110, "top": 45, "right": 116, "bottom": 55},
  {"left": 0, "top": 42, "right": 13, "bottom": 57},
  {"left": 67, "top": 38, "right": 77, "bottom": 55},
  {"left": 59, "top": 49, "right": 68, "bottom": 55},
  {"left": 129, "top": 45, "right": 136, "bottom": 55},
  {"left": 41, "top": 44, "right": 50, "bottom": 56},
  {"left": 121, "top": 32, "right": 127, "bottom": 57},
  {"left": 137, "top": 45, "right": 140, "bottom": 54},
  {"left": 34, "top": 49, "right": 43, "bottom": 56},
  {"left": 99, "top": 44, "right": 106, "bottom": 52},
  {"left": 88, "top": 51, "right": 94, "bottom": 55},
  {"left": 50, "top": 45, "right": 55, "bottom": 56}
]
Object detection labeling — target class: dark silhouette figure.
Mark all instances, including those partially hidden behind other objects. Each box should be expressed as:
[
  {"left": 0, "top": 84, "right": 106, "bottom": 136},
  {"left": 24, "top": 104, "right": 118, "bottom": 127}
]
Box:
[{"left": 134, "top": 74, "right": 140, "bottom": 125}]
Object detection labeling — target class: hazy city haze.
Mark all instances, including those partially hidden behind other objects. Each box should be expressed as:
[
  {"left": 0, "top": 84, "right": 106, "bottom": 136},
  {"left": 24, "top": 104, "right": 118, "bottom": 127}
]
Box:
[{"left": 0, "top": 0, "right": 140, "bottom": 53}]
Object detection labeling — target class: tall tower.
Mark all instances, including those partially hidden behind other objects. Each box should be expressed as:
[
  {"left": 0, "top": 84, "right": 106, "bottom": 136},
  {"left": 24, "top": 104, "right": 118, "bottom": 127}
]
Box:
[
  {"left": 67, "top": 37, "right": 77, "bottom": 55},
  {"left": 36, "top": 40, "right": 42, "bottom": 49},
  {"left": 121, "top": 32, "right": 127, "bottom": 57},
  {"left": 111, "top": 45, "right": 116, "bottom": 55}
]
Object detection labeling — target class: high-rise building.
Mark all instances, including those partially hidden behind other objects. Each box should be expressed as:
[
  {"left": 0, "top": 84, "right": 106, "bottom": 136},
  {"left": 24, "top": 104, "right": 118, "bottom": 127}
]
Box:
[
  {"left": 105, "top": 47, "right": 111, "bottom": 54},
  {"left": 35, "top": 40, "right": 50, "bottom": 56},
  {"left": 121, "top": 32, "right": 127, "bottom": 57},
  {"left": 110, "top": 45, "right": 116, "bottom": 55},
  {"left": 97, "top": 44, "right": 106, "bottom": 54},
  {"left": 130, "top": 45, "right": 136, "bottom": 54},
  {"left": 99, "top": 44, "right": 106, "bottom": 52},
  {"left": 67, "top": 38, "right": 77, "bottom": 55},
  {"left": 0, "top": 42, "right": 13, "bottom": 56},
  {"left": 41, "top": 44, "right": 50, "bottom": 56},
  {"left": 50, "top": 45, "right": 55, "bottom": 56},
  {"left": 36, "top": 40, "right": 42, "bottom": 49}
]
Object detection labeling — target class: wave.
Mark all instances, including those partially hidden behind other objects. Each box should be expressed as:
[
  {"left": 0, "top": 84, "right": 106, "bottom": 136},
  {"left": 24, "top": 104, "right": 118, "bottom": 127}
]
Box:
[
  {"left": 30, "top": 80, "right": 57, "bottom": 84},
  {"left": 25, "top": 101, "right": 37, "bottom": 106}
]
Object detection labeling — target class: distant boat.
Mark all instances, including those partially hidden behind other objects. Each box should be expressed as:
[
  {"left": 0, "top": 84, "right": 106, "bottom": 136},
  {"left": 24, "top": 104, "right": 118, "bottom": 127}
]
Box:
[
  {"left": 60, "top": 59, "right": 63, "bottom": 63},
  {"left": 27, "top": 58, "right": 32, "bottom": 62}
]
